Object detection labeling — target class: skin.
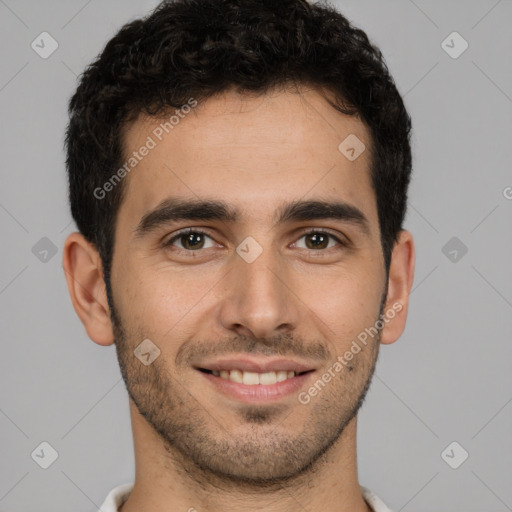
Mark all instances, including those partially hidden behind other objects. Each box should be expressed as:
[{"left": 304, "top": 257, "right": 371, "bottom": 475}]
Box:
[{"left": 63, "top": 85, "right": 415, "bottom": 512}]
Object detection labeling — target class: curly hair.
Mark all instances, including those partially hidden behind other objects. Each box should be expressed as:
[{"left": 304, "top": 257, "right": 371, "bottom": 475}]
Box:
[{"left": 65, "top": 0, "right": 412, "bottom": 307}]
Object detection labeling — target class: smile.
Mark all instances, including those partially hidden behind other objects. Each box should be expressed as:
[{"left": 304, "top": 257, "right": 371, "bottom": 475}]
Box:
[
  {"left": 197, "top": 367, "right": 316, "bottom": 402},
  {"left": 199, "top": 368, "right": 309, "bottom": 385}
]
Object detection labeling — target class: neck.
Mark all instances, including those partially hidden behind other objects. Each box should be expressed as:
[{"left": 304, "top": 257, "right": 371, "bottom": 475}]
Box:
[{"left": 120, "top": 401, "right": 372, "bottom": 512}]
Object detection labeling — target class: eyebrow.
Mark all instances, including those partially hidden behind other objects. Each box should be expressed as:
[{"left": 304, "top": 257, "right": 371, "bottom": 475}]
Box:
[{"left": 133, "top": 197, "right": 371, "bottom": 239}]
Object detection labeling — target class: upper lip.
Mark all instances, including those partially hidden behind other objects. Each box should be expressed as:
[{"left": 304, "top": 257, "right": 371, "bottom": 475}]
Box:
[{"left": 195, "top": 357, "right": 317, "bottom": 374}]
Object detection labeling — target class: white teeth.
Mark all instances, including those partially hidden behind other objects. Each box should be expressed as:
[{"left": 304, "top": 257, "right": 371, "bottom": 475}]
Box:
[
  {"left": 276, "top": 371, "right": 288, "bottom": 382},
  {"left": 212, "top": 369, "right": 298, "bottom": 385},
  {"left": 259, "top": 372, "right": 277, "bottom": 385},
  {"left": 242, "top": 371, "right": 260, "bottom": 385},
  {"left": 229, "top": 369, "right": 243, "bottom": 383}
]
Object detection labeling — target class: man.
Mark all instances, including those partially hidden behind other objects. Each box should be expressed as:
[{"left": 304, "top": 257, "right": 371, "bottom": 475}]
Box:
[{"left": 62, "top": 0, "right": 415, "bottom": 510}]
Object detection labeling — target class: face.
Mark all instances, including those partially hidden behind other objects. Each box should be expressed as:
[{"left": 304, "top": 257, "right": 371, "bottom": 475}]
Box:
[{"left": 109, "top": 86, "right": 388, "bottom": 484}]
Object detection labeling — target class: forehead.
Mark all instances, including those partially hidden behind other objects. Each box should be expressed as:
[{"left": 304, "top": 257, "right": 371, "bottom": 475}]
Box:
[{"left": 117, "top": 87, "right": 377, "bottom": 232}]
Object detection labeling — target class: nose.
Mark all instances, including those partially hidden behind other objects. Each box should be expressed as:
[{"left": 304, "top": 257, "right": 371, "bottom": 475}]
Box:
[{"left": 217, "top": 246, "right": 300, "bottom": 340}]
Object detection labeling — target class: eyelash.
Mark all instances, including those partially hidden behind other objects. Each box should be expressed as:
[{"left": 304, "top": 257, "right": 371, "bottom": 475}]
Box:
[{"left": 163, "top": 228, "right": 347, "bottom": 252}]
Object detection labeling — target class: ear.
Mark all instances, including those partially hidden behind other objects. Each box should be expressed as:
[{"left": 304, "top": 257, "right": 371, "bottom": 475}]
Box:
[
  {"left": 62, "top": 232, "right": 115, "bottom": 346},
  {"left": 380, "top": 229, "right": 415, "bottom": 345}
]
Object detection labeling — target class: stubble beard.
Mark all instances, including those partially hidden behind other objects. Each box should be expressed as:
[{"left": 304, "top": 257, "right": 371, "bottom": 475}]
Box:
[{"left": 110, "top": 299, "right": 382, "bottom": 490}]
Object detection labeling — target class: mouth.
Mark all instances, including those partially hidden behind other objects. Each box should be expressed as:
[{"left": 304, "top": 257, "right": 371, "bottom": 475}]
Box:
[
  {"left": 197, "top": 368, "right": 313, "bottom": 385},
  {"left": 193, "top": 358, "right": 317, "bottom": 403}
]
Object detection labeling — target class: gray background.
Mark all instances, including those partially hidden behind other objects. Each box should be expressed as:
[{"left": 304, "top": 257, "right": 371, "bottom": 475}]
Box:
[{"left": 0, "top": 0, "right": 511, "bottom": 510}]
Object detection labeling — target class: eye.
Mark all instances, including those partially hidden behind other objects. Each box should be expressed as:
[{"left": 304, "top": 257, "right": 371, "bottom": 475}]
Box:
[
  {"left": 163, "top": 228, "right": 347, "bottom": 254},
  {"left": 165, "top": 229, "right": 216, "bottom": 251},
  {"left": 294, "top": 230, "right": 344, "bottom": 250}
]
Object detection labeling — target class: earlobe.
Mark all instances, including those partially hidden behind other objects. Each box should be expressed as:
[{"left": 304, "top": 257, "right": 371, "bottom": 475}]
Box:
[
  {"left": 380, "top": 230, "right": 415, "bottom": 345},
  {"left": 62, "top": 232, "right": 115, "bottom": 346}
]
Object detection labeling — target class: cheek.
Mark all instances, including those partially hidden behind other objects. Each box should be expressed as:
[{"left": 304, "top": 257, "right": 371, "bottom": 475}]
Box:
[
  {"left": 118, "top": 263, "right": 215, "bottom": 342},
  {"left": 301, "top": 269, "right": 382, "bottom": 344}
]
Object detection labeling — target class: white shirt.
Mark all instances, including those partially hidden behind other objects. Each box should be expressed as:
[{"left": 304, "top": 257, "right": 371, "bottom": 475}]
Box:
[{"left": 98, "top": 483, "right": 393, "bottom": 511}]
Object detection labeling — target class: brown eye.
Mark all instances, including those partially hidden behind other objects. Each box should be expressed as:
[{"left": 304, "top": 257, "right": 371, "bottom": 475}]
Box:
[
  {"left": 165, "top": 230, "right": 215, "bottom": 250},
  {"left": 295, "top": 230, "right": 343, "bottom": 250},
  {"left": 305, "top": 232, "right": 329, "bottom": 249}
]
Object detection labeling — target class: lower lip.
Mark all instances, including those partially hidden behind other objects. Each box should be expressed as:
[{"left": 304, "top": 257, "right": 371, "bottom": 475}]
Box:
[{"left": 198, "top": 370, "right": 315, "bottom": 403}]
